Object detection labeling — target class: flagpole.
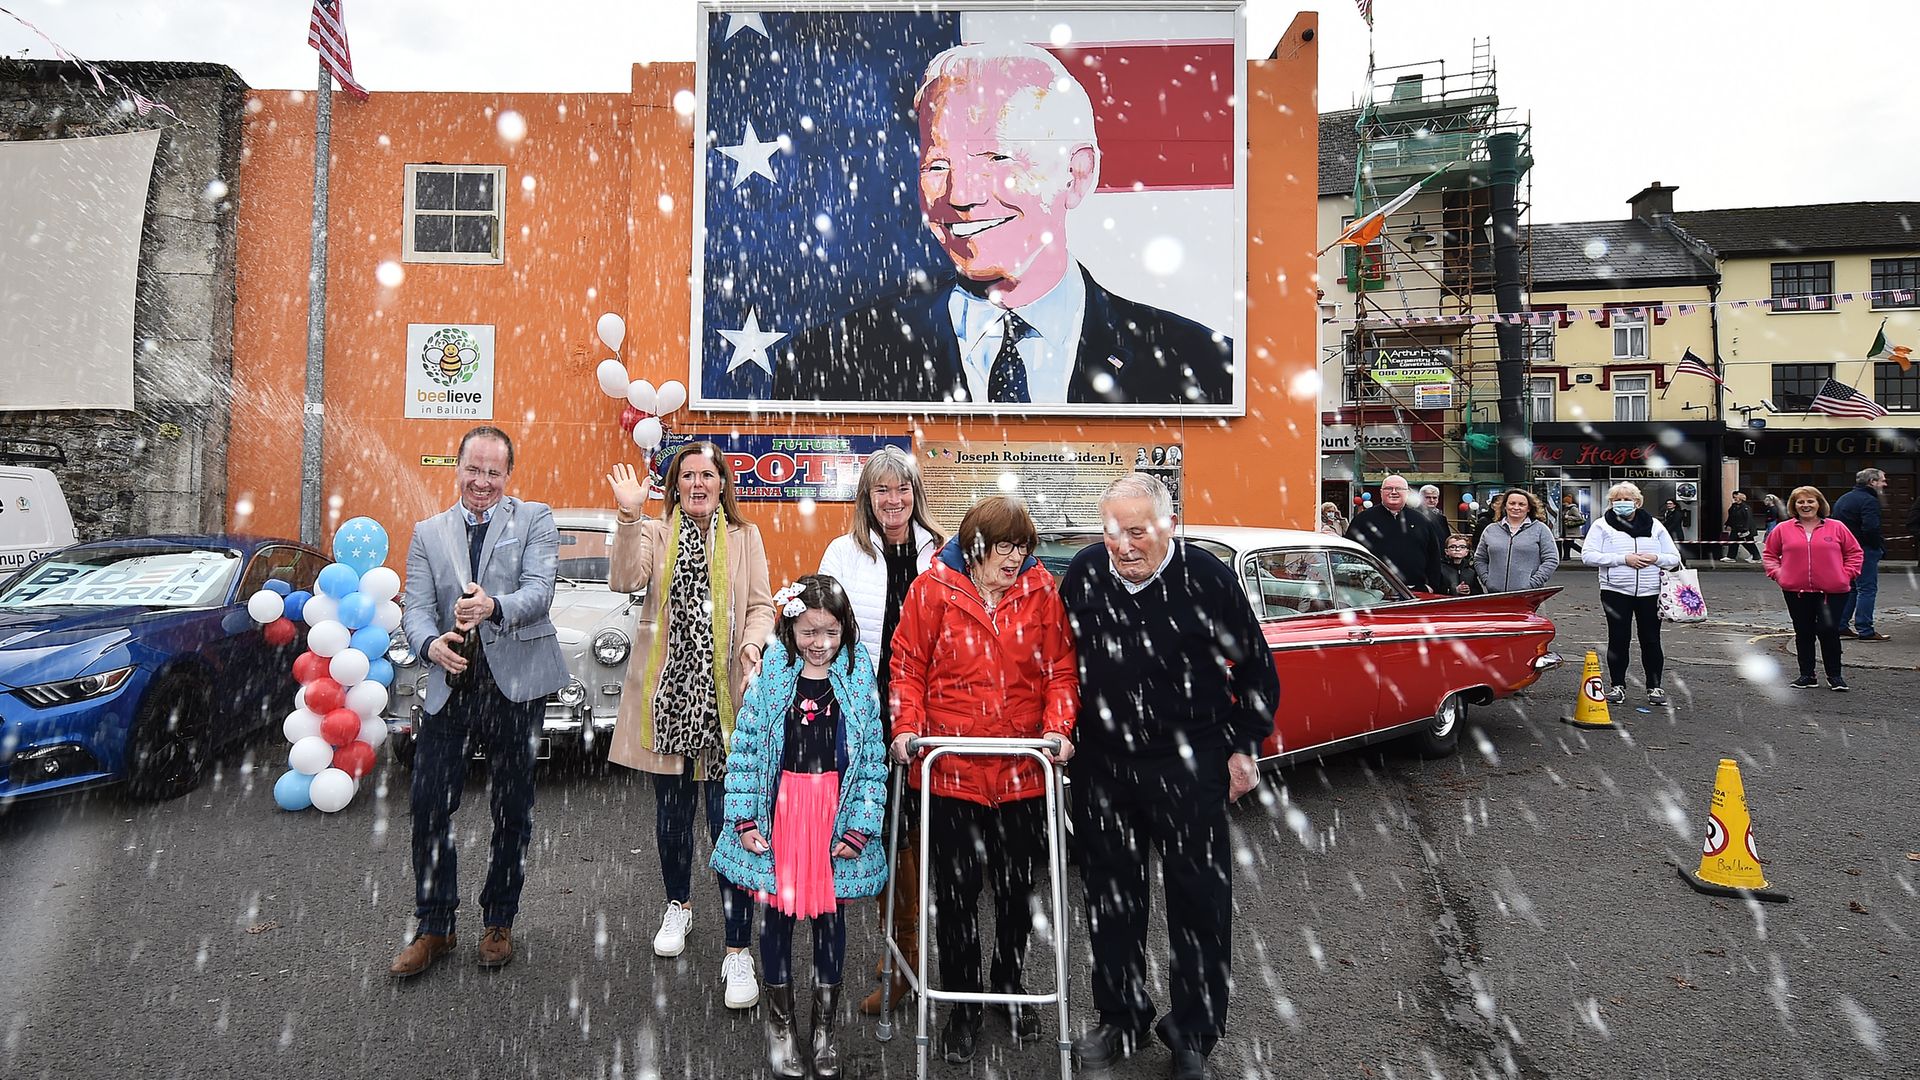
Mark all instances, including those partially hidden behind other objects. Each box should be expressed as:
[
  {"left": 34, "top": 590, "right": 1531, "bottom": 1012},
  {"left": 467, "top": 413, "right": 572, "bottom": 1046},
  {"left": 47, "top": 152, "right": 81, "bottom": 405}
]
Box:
[{"left": 299, "top": 57, "right": 333, "bottom": 545}]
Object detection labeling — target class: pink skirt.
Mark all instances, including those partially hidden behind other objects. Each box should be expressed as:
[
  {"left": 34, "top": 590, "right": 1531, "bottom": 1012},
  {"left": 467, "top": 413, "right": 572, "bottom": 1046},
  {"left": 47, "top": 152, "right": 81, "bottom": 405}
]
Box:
[{"left": 766, "top": 770, "right": 841, "bottom": 918}]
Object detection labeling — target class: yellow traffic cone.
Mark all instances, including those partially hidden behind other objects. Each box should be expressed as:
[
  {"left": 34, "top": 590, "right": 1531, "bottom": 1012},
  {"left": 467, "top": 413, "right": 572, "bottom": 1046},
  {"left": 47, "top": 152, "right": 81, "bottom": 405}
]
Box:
[
  {"left": 1678, "top": 758, "right": 1790, "bottom": 903},
  {"left": 1562, "top": 650, "right": 1615, "bottom": 728}
]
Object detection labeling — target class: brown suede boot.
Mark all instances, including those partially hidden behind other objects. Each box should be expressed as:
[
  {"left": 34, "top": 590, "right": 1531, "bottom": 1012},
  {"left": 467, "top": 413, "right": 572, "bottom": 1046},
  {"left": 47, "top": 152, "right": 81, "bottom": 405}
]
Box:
[
  {"left": 861, "top": 838, "right": 920, "bottom": 1015},
  {"left": 477, "top": 926, "right": 514, "bottom": 969},
  {"left": 389, "top": 932, "right": 456, "bottom": 978}
]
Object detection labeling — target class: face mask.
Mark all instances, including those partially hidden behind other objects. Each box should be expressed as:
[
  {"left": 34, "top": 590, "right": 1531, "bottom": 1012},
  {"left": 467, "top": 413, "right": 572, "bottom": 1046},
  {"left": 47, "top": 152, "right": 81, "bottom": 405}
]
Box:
[{"left": 1612, "top": 501, "right": 1637, "bottom": 516}]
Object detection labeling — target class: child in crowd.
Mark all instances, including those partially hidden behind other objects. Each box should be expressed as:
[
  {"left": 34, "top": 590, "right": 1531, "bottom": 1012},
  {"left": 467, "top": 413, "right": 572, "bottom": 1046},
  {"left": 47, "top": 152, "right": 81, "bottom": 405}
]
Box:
[
  {"left": 711, "top": 575, "right": 888, "bottom": 1079},
  {"left": 1434, "top": 532, "right": 1483, "bottom": 596}
]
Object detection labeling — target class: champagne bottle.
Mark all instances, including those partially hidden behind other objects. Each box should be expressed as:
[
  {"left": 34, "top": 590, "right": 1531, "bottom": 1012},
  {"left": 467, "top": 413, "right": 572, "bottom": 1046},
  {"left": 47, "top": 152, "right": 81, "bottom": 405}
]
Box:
[{"left": 445, "top": 584, "right": 482, "bottom": 692}]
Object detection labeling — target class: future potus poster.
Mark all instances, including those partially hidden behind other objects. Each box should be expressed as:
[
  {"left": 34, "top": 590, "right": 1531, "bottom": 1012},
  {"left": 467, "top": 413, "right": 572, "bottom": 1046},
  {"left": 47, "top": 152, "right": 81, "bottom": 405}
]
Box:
[{"left": 691, "top": 2, "right": 1248, "bottom": 416}]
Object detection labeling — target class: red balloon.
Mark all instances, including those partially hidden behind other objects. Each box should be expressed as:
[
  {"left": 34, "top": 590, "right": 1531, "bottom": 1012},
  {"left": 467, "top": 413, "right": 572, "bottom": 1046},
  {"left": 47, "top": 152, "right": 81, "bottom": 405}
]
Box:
[
  {"left": 333, "top": 740, "right": 377, "bottom": 779},
  {"left": 1352, "top": 495, "right": 1365, "bottom": 506},
  {"left": 292, "top": 651, "right": 329, "bottom": 685},
  {"left": 1459, "top": 501, "right": 1473, "bottom": 514},
  {"left": 263, "top": 618, "right": 297, "bottom": 647},
  {"left": 619, "top": 404, "right": 643, "bottom": 433},
  {"left": 321, "top": 708, "right": 361, "bottom": 748},
  {"left": 305, "top": 677, "right": 346, "bottom": 716}
]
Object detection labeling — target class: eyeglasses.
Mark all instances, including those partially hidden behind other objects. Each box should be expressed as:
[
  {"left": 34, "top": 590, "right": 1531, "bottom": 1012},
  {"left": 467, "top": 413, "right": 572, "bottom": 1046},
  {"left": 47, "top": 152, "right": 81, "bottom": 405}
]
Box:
[{"left": 990, "top": 541, "right": 1031, "bottom": 557}]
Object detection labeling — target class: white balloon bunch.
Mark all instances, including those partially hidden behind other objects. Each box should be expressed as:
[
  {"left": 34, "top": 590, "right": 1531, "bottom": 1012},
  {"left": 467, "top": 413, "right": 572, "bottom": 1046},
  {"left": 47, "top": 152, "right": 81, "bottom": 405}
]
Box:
[{"left": 590, "top": 311, "right": 688, "bottom": 451}]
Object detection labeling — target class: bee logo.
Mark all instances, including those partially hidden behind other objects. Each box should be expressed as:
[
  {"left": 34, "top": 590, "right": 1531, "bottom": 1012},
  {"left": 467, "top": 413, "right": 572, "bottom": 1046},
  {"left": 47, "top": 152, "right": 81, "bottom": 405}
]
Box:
[{"left": 420, "top": 327, "right": 481, "bottom": 387}]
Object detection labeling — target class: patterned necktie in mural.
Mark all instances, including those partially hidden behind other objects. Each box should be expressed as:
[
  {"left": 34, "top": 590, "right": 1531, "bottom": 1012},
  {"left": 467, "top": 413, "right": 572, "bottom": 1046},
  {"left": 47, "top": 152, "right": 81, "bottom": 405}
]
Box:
[{"left": 988, "top": 312, "right": 1032, "bottom": 404}]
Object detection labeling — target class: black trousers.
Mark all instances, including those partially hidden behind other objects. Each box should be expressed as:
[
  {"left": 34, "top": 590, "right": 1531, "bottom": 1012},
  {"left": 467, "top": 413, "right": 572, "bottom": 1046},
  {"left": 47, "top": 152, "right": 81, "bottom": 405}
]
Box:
[
  {"left": 927, "top": 793, "right": 1045, "bottom": 1017},
  {"left": 1600, "top": 590, "right": 1664, "bottom": 689},
  {"left": 1072, "top": 747, "right": 1233, "bottom": 1056},
  {"left": 1782, "top": 589, "right": 1846, "bottom": 681}
]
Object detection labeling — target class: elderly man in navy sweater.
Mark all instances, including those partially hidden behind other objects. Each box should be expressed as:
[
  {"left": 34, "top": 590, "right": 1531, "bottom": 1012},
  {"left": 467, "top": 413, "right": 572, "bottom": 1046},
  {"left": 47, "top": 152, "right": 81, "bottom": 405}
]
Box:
[{"left": 1058, "top": 473, "right": 1279, "bottom": 1080}]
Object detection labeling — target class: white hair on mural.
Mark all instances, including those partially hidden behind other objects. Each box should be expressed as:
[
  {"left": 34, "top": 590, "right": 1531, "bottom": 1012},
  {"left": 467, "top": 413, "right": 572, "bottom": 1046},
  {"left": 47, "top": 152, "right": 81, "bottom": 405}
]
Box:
[{"left": 915, "top": 39, "right": 1101, "bottom": 193}]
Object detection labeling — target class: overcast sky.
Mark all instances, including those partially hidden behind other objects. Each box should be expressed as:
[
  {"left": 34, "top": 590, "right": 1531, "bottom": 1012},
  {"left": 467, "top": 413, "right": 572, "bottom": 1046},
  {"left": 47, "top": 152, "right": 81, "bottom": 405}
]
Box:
[{"left": 5, "top": 1, "right": 1914, "bottom": 224}]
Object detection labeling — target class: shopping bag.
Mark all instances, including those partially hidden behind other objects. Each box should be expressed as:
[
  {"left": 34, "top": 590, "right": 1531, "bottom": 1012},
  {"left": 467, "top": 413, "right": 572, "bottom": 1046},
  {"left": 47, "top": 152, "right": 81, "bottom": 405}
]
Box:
[{"left": 1659, "top": 568, "right": 1708, "bottom": 623}]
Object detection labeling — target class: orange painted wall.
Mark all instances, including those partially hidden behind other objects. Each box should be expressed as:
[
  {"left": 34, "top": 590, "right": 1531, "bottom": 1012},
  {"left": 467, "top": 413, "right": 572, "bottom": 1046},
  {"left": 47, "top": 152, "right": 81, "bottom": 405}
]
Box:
[{"left": 232, "top": 17, "right": 1319, "bottom": 588}]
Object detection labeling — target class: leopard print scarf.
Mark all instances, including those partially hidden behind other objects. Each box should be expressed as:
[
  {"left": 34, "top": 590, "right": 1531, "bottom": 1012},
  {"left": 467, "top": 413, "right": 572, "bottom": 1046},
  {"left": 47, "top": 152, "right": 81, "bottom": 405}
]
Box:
[{"left": 650, "top": 508, "right": 728, "bottom": 778}]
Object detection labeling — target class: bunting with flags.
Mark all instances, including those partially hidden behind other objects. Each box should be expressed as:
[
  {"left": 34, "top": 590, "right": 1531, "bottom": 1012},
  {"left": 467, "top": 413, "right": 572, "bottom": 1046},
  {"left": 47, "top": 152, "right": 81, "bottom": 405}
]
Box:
[
  {"left": 1810, "top": 378, "right": 1890, "bottom": 420},
  {"left": 1868, "top": 320, "right": 1913, "bottom": 372},
  {"left": 309, "top": 0, "right": 369, "bottom": 99},
  {"left": 1674, "top": 348, "right": 1724, "bottom": 386}
]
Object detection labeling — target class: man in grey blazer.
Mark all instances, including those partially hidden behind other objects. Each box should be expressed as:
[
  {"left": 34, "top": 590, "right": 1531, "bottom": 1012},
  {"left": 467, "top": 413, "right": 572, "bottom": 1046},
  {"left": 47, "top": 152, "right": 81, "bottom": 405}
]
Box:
[{"left": 390, "top": 426, "right": 568, "bottom": 977}]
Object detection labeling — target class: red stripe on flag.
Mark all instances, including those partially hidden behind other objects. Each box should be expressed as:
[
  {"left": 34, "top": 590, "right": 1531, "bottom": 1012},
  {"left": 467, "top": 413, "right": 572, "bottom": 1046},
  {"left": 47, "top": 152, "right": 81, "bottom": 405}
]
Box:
[{"left": 1048, "top": 42, "right": 1235, "bottom": 192}]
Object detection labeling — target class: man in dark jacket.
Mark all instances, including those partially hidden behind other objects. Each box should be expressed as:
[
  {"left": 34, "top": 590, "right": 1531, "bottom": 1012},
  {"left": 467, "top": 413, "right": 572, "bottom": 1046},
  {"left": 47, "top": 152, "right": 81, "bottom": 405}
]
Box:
[
  {"left": 1345, "top": 474, "right": 1444, "bottom": 591},
  {"left": 1720, "top": 492, "right": 1758, "bottom": 562},
  {"left": 1833, "top": 468, "right": 1890, "bottom": 641},
  {"left": 1661, "top": 500, "right": 1692, "bottom": 566},
  {"left": 1059, "top": 473, "right": 1279, "bottom": 1080}
]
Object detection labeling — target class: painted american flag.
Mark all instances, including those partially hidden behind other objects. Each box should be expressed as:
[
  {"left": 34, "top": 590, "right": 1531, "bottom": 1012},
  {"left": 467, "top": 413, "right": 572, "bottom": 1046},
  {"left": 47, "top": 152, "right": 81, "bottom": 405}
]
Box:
[
  {"left": 309, "top": 0, "right": 369, "bottom": 99},
  {"left": 1809, "top": 378, "right": 1890, "bottom": 420}
]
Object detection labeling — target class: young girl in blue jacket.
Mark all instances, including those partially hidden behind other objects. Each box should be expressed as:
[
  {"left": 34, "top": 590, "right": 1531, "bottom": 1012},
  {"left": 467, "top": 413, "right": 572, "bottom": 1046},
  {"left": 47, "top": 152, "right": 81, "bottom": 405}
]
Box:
[{"left": 711, "top": 574, "right": 888, "bottom": 1079}]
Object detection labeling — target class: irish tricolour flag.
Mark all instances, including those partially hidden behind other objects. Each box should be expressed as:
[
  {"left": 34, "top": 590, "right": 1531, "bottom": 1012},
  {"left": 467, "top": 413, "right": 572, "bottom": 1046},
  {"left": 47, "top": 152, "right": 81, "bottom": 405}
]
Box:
[{"left": 1868, "top": 320, "right": 1912, "bottom": 372}]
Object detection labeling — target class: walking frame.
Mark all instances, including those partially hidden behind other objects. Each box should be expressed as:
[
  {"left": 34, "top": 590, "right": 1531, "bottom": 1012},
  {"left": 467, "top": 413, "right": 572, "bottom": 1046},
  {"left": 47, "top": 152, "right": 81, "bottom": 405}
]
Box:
[{"left": 873, "top": 736, "right": 1073, "bottom": 1080}]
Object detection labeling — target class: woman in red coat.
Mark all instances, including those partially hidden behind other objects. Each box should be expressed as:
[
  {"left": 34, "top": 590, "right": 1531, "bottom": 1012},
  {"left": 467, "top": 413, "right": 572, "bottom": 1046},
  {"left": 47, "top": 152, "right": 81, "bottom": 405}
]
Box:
[
  {"left": 1762, "top": 485, "right": 1864, "bottom": 691},
  {"left": 888, "top": 496, "right": 1077, "bottom": 1063}
]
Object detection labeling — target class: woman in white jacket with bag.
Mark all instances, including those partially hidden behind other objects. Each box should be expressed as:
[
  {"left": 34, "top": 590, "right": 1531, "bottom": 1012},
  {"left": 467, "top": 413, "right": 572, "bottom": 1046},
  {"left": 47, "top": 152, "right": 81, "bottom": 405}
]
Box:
[
  {"left": 1581, "top": 481, "right": 1683, "bottom": 707},
  {"left": 816, "top": 445, "right": 943, "bottom": 1015}
]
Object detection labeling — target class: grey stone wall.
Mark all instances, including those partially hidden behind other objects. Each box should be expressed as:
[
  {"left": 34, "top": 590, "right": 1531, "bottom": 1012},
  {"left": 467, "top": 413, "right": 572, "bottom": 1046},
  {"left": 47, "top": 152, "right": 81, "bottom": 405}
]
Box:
[{"left": 0, "top": 60, "right": 248, "bottom": 539}]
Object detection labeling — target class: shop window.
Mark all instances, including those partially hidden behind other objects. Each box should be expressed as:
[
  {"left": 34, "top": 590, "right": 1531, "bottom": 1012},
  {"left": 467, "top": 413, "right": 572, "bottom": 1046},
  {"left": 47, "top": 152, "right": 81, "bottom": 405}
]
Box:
[
  {"left": 1613, "top": 374, "right": 1649, "bottom": 422},
  {"left": 1611, "top": 312, "right": 1647, "bottom": 359},
  {"left": 404, "top": 164, "right": 506, "bottom": 264},
  {"left": 1769, "top": 261, "right": 1833, "bottom": 312},
  {"left": 1772, "top": 363, "right": 1833, "bottom": 412},
  {"left": 1875, "top": 362, "right": 1920, "bottom": 412},
  {"left": 1872, "top": 258, "right": 1919, "bottom": 308},
  {"left": 1525, "top": 376, "right": 1555, "bottom": 423}
]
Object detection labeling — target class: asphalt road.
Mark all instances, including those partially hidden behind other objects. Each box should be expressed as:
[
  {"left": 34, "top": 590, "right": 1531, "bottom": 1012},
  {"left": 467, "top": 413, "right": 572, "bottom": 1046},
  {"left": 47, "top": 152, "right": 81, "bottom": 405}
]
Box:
[{"left": 3, "top": 565, "right": 1916, "bottom": 1080}]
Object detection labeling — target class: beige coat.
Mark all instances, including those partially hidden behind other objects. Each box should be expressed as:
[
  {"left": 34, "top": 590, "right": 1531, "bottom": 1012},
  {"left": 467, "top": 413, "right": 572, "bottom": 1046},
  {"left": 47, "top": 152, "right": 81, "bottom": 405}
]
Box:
[{"left": 606, "top": 513, "right": 776, "bottom": 775}]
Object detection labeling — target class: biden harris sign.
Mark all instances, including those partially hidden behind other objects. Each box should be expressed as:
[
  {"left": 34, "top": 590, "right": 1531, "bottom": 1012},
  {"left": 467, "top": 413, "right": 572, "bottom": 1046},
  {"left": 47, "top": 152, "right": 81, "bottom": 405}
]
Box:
[{"left": 690, "top": 2, "right": 1247, "bottom": 417}]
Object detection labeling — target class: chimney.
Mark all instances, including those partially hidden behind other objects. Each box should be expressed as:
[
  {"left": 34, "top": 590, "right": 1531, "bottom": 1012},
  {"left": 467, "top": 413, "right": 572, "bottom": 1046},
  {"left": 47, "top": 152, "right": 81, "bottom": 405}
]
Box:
[{"left": 1628, "top": 182, "right": 1677, "bottom": 224}]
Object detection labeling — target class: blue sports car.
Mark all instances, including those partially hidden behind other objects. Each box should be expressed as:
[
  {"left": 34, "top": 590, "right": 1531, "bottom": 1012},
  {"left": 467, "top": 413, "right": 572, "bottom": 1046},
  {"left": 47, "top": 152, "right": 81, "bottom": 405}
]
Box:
[{"left": 0, "top": 535, "right": 327, "bottom": 801}]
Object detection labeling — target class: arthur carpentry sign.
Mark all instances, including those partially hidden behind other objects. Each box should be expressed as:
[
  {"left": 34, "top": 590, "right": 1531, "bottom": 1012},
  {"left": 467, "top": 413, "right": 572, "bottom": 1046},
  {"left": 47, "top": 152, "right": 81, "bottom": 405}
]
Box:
[{"left": 1366, "top": 345, "right": 1455, "bottom": 386}]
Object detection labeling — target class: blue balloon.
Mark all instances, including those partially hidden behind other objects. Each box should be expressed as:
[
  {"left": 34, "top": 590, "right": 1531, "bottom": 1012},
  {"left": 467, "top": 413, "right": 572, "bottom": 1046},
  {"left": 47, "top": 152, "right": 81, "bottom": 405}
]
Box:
[
  {"left": 332, "top": 516, "right": 391, "bottom": 576},
  {"left": 316, "top": 562, "right": 361, "bottom": 599},
  {"left": 263, "top": 579, "right": 293, "bottom": 596},
  {"left": 337, "top": 592, "right": 376, "bottom": 630},
  {"left": 274, "top": 769, "right": 314, "bottom": 811},
  {"left": 282, "top": 590, "right": 311, "bottom": 623},
  {"left": 366, "top": 657, "right": 396, "bottom": 687},
  {"left": 350, "top": 625, "right": 391, "bottom": 658}
]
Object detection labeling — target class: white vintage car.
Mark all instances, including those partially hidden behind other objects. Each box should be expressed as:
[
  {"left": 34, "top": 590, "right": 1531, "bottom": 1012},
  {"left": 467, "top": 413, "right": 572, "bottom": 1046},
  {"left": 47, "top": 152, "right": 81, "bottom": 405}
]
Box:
[{"left": 383, "top": 508, "right": 638, "bottom": 763}]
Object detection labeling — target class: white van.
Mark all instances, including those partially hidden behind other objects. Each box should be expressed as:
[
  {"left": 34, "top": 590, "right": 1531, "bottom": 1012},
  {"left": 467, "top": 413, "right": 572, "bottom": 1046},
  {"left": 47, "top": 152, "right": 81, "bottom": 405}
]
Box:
[{"left": 0, "top": 454, "right": 78, "bottom": 580}]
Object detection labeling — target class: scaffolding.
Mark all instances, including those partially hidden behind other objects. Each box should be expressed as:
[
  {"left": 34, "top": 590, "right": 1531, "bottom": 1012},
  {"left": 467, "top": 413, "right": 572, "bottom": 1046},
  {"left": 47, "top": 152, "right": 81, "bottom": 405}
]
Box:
[{"left": 1332, "top": 39, "right": 1534, "bottom": 492}]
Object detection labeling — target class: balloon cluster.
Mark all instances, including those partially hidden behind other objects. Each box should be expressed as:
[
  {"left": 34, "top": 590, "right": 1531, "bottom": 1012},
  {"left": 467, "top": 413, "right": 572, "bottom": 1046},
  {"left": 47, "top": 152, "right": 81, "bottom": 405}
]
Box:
[
  {"left": 244, "top": 516, "right": 400, "bottom": 814},
  {"left": 591, "top": 312, "right": 688, "bottom": 452},
  {"left": 1460, "top": 499, "right": 1482, "bottom": 515}
]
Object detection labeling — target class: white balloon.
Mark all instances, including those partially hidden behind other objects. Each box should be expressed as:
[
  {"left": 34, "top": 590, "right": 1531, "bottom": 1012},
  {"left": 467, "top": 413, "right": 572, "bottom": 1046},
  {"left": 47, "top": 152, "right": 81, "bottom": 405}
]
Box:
[
  {"left": 596, "top": 312, "right": 626, "bottom": 353},
  {"left": 358, "top": 566, "right": 401, "bottom": 602},
  {"left": 656, "top": 380, "right": 688, "bottom": 415},
  {"left": 626, "top": 378, "right": 658, "bottom": 413},
  {"left": 302, "top": 594, "right": 339, "bottom": 627},
  {"left": 374, "top": 600, "right": 404, "bottom": 632},
  {"left": 293, "top": 685, "right": 310, "bottom": 712},
  {"left": 289, "top": 735, "right": 334, "bottom": 775},
  {"left": 246, "top": 590, "right": 284, "bottom": 624},
  {"left": 308, "top": 620, "right": 351, "bottom": 658},
  {"left": 283, "top": 708, "right": 324, "bottom": 744},
  {"left": 357, "top": 713, "right": 390, "bottom": 749},
  {"left": 329, "top": 647, "right": 371, "bottom": 687},
  {"left": 595, "top": 358, "right": 630, "bottom": 398},
  {"left": 633, "top": 416, "right": 664, "bottom": 450},
  {"left": 309, "top": 768, "right": 356, "bottom": 813},
  {"left": 346, "top": 679, "right": 389, "bottom": 719}
]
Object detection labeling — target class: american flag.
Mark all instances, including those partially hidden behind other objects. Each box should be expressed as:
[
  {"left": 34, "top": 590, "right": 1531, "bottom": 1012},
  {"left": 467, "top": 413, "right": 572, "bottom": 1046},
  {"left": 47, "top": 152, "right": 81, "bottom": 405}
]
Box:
[
  {"left": 308, "top": 0, "right": 369, "bottom": 99},
  {"left": 1355, "top": 0, "right": 1375, "bottom": 28},
  {"left": 1810, "top": 378, "right": 1890, "bottom": 419},
  {"left": 1673, "top": 348, "right": 1724, "bottom": 386}
]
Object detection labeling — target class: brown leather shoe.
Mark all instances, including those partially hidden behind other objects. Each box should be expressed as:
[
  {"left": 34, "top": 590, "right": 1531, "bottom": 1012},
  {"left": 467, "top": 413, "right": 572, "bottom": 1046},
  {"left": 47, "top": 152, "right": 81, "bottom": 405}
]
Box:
[
  {"left": 389, "top": 932, "right": 456, "bottom": 978},
  {"left": 477, "top": 926, "right": 514, "bottom": 969}
]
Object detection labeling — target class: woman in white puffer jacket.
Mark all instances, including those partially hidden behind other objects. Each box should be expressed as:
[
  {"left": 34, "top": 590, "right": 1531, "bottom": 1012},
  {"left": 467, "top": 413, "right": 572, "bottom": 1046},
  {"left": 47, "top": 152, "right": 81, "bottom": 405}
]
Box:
[
  {"left": 815, "top": 445, "right": 943, "bottom": 1014},
  {"left": 1580, "top": 481, "right": 1682, "bottom": 707}
]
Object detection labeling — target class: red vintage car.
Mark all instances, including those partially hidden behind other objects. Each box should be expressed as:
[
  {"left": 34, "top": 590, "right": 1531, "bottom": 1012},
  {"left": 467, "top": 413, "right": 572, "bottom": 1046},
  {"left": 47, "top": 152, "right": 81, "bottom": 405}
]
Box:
[{"left": 1038, "top": 526, "right": 1561, "bottom": 762}]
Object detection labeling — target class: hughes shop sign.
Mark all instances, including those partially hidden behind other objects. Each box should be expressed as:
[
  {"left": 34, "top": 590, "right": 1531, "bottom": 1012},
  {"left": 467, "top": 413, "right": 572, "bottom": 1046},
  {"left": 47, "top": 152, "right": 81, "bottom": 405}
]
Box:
[
  {"left": 405, "top": 324, "right": 495, "bottom": 420},
  {"left": 650, "top": 433, "right": 912, "bottom": 501},
  {"left": 1366, "top": 345, "right": 1455, "bottom": 386}
]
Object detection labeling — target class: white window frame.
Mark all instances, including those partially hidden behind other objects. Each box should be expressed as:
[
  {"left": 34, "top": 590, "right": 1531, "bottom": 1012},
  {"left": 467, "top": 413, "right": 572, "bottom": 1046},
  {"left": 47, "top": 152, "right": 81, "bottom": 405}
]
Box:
[
  {"left": 1526, "top": 376, "right": 1556, "bottom": 423},
  {"left": 403, "top": 164, "right": 506, "bottom": 265},
  {"left": 1613, "top": 374, "right": 1650, "bottom": 422},
  {"left": 1526, "top": 326, "right": 1555, "bottom": 362},
  {"left": 1611, "top": 312, "right": 1647, "bottom": 359}
]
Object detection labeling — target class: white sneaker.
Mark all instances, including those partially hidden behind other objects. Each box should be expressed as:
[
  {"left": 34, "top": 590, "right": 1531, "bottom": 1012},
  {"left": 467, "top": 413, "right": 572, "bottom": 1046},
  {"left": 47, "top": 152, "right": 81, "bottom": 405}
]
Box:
[
  {"left": 653, "top": 901, "right": 693, "bottom": 957},
  {"left": 721, "top": 949, "right": 760, "bottom": 1009}
]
